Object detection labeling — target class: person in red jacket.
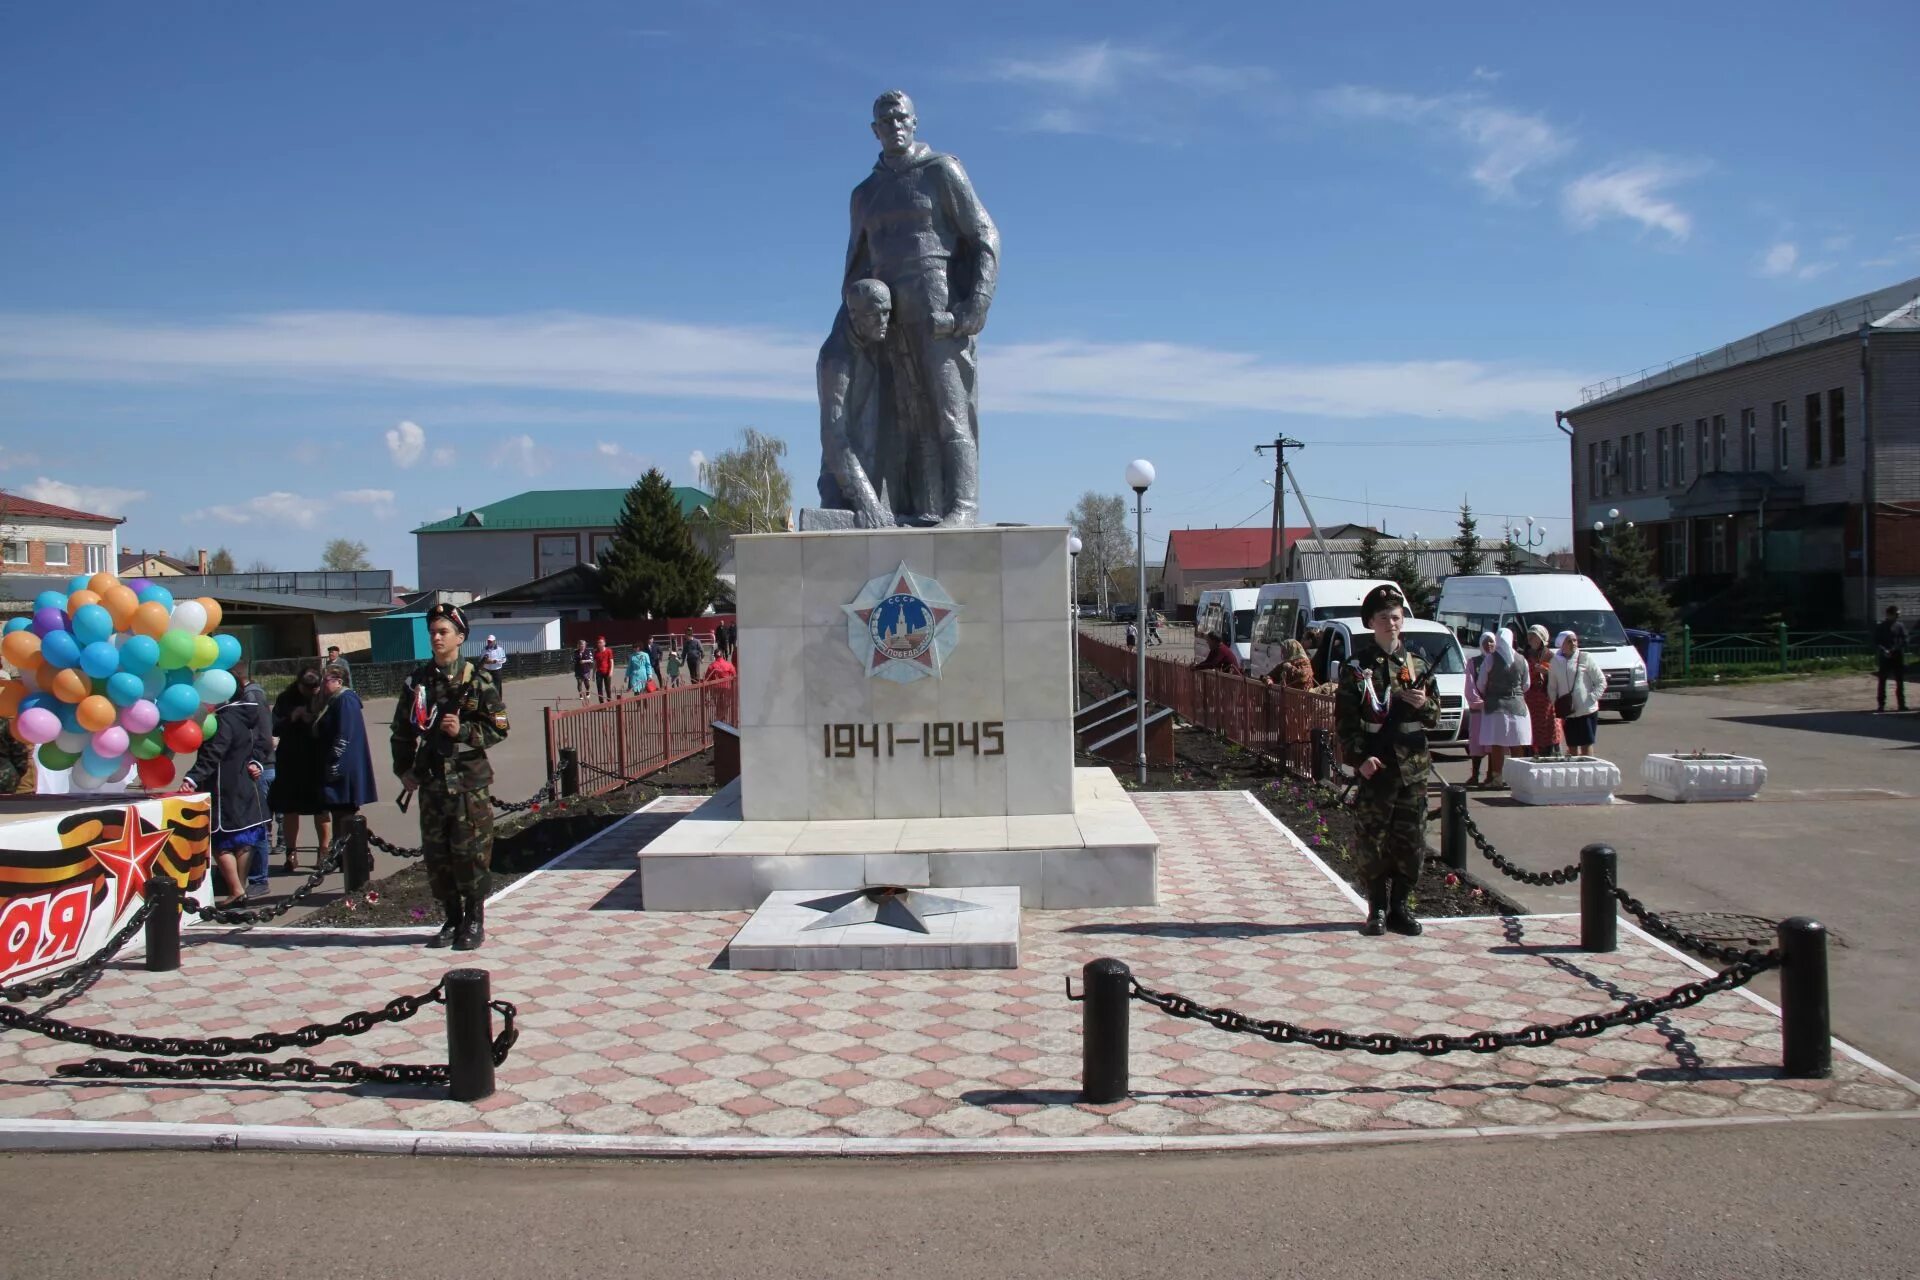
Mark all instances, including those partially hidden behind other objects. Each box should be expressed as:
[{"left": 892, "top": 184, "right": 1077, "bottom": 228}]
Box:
[
  {"left": 705, "top": 650, "right": 737, "bottom": 683},
  {"left": 1194, "top": 632, "right": 1245, "bottom": 676},
  {"left": 593, "top": 636, "right": 615, "bottom": 703}
]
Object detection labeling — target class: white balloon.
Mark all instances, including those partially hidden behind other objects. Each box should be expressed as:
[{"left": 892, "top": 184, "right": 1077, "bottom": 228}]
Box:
[
  {"left": 70, "top": 768, "right": 105, "bottom": 791},
  {"left": 108, "top": 756, "right": 134, "bottom": 781},
  {"left": 170, "top": 601, "right": 209, "bottom": 635},
  {"left": 55, "top": 728, "right": 88, "bottom": 754}
]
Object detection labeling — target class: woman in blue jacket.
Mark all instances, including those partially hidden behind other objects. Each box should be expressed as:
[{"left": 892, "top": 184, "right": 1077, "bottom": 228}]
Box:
[
  {"left": 626, "top": 645, "right": 655, "bottom": 694},
  {"left": 315, "top": 662, "right": 378, "bottom": 818}
]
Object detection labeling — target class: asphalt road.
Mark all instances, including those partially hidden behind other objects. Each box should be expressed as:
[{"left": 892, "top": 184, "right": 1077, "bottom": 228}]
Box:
[{"left": 5, "top": 1119, "right": 1917, "bottom": 1278}]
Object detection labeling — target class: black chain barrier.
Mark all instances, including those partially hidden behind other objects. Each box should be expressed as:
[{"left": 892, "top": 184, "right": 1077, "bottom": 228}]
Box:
[
  {"left": 194, "top": 837, "right": 348, "bottom": 925},
  {"left": 488, "top": 781, "right": 556, "bottom": 815},
  {"left": 1127, "top": 954, "right": 1778, "bottom": 1056},
  {"left": 1457, "top": 805, "right": 1582, "bottom": 886},
  {"left": 366, "top": 829, "right": 424, "bottom": 859},
  {"left": 0, "top": 900, "right": 153, "bottom": 1005},
  {"left": 1608, "top": 885, "right": 1780, "bottom": 967}
]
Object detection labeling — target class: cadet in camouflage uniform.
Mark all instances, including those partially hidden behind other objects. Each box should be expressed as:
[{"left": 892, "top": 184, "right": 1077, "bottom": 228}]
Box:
[
  {"left": 391, "top": 603, "right": 508, "bottom": 951},
  {"left": 1334, "top": 584, "right": 1440, "bottom": 937}
]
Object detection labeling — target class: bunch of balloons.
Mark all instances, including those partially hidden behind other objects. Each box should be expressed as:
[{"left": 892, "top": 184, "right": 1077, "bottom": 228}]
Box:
[{"left": 1, "top": 572, "right": 241, "bottom": 792}]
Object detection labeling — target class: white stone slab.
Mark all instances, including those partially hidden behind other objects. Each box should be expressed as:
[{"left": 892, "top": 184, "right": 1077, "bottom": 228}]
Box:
[
  {"left": 1505, "top": 757, "right": 1622, "bottom": 806},
  {"left": 726, "top": 887, "right": 1021, "bottom": 970},
  {"left": 1641, "top": 753, "right": 1768, "bottom": 802}
]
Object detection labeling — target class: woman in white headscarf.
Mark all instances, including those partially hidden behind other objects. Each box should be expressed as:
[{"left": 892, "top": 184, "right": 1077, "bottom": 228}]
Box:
[
  {"left": 1475, "top": 627, "right": 1532, "bottom": 789},
  {"left": 1548, "top": 629, "right": 1607, "bottom": 756},
  {"left": 1462, "top": 632, "right": 1496, "bottom": 785}
]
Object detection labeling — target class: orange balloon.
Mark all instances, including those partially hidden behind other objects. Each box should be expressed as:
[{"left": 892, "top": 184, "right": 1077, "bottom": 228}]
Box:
[
  {"left": 132, "top": 601, "right": 171, "bottom": 639},
  {"left": 87, "top": 572, "right": 119, "bottom": 595},
  {"left": 102, "top": 585, "right": 140, "bottom": 628},
  {"left": 66, "top": 589, "right": 101, "bottom": 613},
  {"left": 1, "top": 629, "right": 40, "bottom": 668},
  {"left": 198, "top": 598, "right": 223, "bottom": 633},
  {"left": 0, "top": 681, "right": 23, "bottom": 716},
  {"left": 76, "top": 694, "right": 117, "bottom": 732},
  {"left": 50, "top": 667, "right": 89, "bottom": 704}
]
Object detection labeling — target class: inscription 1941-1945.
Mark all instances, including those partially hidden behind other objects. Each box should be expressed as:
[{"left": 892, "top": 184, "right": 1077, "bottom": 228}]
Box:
[{"left": 822, "top": 721, "right": 1006, "bottom": 759}]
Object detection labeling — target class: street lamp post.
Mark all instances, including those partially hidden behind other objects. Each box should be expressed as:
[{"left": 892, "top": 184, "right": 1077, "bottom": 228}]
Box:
[
  {"left": 1068, "top": 534, "right": 1083, "bottom": 711},
  {"left": 1126, "top": 459, "right": 1155, "bottom": 785}
]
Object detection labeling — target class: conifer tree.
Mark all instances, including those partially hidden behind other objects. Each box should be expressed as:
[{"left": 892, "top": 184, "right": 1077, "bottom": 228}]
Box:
[
  {"left": 1352, "top": 525, "right": 1390, "bottom": 578},
  {"left": 599, "top": 469, "right": 719, "bottom": 619},
  {"left": 1386, "top": 546, "right": 1437, "bottom": 616},
  {"left": 1450, "top": 501, "right": 1487, "bottom": 578},
  {"left": 1495, "top": 534, "right": 1525, "bottom": 575},
  {"left": 1601, "top": 523, "right": 1677, "bottom": 634}
]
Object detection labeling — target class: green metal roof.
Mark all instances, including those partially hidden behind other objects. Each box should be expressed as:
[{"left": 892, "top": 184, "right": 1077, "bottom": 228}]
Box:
[{"left": 412, "top": 487, "right": 713, "bottom": 534}]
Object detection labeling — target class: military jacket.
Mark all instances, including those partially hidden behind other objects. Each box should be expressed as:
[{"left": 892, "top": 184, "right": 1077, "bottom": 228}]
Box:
[
  {"left": 1334, "top": 638, "right": 1441, "bottom": 775},
  {"left": 390, "top": 659, "right": 508, "bottom": 794}
]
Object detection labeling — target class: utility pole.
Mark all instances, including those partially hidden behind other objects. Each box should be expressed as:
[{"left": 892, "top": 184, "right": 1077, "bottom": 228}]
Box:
[{"left": 1254, "top": 436, "right": 1306, "bottom": 581}]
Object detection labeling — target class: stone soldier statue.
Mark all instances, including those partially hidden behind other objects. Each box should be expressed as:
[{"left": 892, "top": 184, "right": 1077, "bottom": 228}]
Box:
[
  {"left": 816, "top": 278, "right": 898, "bottom": 528},
  {"left": 391, "top": 602, "right": 509, "bottom": 951},
  {"left": 842, "top": 89, "right": 998, "bottom": 527},
  {"left": 1334, "top": 583, "right": 1440, "bottom": 937}
]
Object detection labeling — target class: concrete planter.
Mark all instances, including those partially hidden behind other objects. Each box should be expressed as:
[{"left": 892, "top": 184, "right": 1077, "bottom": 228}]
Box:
[
  {"left": 1505, "top": 757, "right": 1621, "bottom": 806},
  {"left": 1642, "top": 752, "right": 1767, "bottom": 803}
]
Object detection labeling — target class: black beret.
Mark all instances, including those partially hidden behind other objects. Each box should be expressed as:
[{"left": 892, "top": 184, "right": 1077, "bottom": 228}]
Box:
[
  {"left": 426, "top": 602, "right": 469, "bottom": 636},
  {"left": 1360, "top": 583, "right": 1407, "bottom": 622}
]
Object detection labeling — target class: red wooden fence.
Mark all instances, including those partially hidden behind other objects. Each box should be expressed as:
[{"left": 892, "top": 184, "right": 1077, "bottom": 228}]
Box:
[
  {"left": 1080, "top": 634, "right": 1342, "bottom": 776},
  {"left": 543, "top": 677, "right": 737, "bottom": 796}
]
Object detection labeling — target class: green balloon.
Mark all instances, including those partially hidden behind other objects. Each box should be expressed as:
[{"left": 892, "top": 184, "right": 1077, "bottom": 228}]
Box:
[
  {"left": 191, "top": 634, "right": 219, "bottom": 669},
  {"left": 156, "top": 629, "right": 197, "bottom": 671},
  {"left": 201, "top": 712, "right": 218, "bottom": 737},
  {"left": 129, "top": 729, "right": 166, "bottom": 761},
  {"left": 37, "top": 742, "right": 80, "bottom": 771}
]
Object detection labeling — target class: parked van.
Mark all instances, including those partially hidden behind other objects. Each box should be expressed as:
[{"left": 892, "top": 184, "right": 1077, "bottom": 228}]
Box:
[
  {"left": 1300, "top": 616, "right": 1468, "bottom": 743},
  {"left": 1435, "top": 574, "right": 1649, "bottom": 721},
  {"left": 1247, "top": 579, "right": 1397, "bottom": 678},
  {"left": 1194, "top": 588, "right": 1261, "bottom": 664}
]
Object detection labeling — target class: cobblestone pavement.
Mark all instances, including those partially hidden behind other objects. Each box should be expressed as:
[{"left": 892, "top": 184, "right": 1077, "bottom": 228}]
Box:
[{"left": 0, "top": 791, "right": 1912, "bottom": 1148}]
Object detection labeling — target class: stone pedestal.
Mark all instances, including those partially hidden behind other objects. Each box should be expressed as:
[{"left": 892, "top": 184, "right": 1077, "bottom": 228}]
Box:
[
  {"left": 1505, "top": 757, "right": 1622, "bottom": 806},
  {"left": 1642, "top": 753, "right": 1767, "bottom": 802}
]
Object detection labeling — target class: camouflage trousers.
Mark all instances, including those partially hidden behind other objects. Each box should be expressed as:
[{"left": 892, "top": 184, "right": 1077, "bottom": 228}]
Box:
[
  {"left": 417, "top": 786, "right": 494, "bottom": 901},
  {"left": 1352, "top": 770, "right": 1426, "bottom": 886}
]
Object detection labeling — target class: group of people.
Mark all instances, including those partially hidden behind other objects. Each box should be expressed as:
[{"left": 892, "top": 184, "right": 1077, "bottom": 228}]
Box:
[
  {"left": 1121, "top": 611, "right": 1165, "bottom": 649},
  {"left": 1461, "top": 626, "right": 1608, "bottom": 790},
  {"left": 572, "top": 630, "right": 738, "bottom": 702}
]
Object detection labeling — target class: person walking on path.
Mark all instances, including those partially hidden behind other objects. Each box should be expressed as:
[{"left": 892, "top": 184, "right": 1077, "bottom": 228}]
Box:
[
  {"left": 572, "top": 640, "right": 594, "bottom": 699},
  {"left": 1874, "top": 605, "right": 1908, "bottom": 713},
  {"left": 392, "top": 603, "right": 507, "bottom": 952},
  {"left": 1474, "top": 627, "right": 1532, "bottom": 790},
  {"left": 181, "top": 693, "right": 271, "bottom": 908},
  {"left": 1462, "top": 632, "right": 1495, "bottom": 786},
  {"left": 324, "top": 645, "right": 352, "bottom": 688},
  {"left": 681, "top": 632, "right": 703, "bottom": 684},
  {"left": 1548, "top": 630, "right": 1607, "bottom": 757},
  {"left": 230, "top": 660, "right": 274, "bottom": 891},
  {"left": 663, "top": 646, "right": 683, "bottom": 688},
  {"left": 626, "top": 644, "right": 655, "bottom": 694},
  {"left": 647, "top": 635, "right": 666, "bottom": 687},
  {"left": 481, "top": 635, "right": 508, "bottom": 683},
  {"left": 1335, "top": 583, "right": 1439, "bottom": 939},
  {"left": 268, "top": 660, "right": 328, "bottom": 873},
  {"left": 315, "top": 661, "right": 378, "bottom": 820},
  {"left": 1125, "top": 622, "right": 1137, "bottom": 652},
  {"left": 593, "top": 636, "right": 615, "bottom": 702},
  {"left": 1521, "top": 625, "right": 1562, "bottom": 758},
  {"left": 705, "top": 649, "right": 736, "bottom": 683},
  {"left": 1147, "top": 610, "right": 1164, "bottom": 647}
]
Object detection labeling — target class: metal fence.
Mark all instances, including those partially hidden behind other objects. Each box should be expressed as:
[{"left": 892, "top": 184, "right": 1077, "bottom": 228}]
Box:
[
  {"left": 1672, "top": 625, "right": 1872, "bottom": 677},
  {"left": 1080, "top": 634, "right": 1341, "bottom": 776},
  {"left": 543, "top": 678, "right": 737, "bottom": 796}
]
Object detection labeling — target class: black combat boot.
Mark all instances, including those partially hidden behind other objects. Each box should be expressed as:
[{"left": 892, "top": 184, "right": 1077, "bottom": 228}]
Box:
[
  {"left": 453, "top": 894, "right": 485, "bottom": 951},
  {"left": 1361, "top": 878, "right": 1389, "bottom": 936},
  {"left": 426, "top": 897, "right": 463, "bottom": 949},
  {"left": 1385, "top": 876, "right": 1423, "bottom": 937}
]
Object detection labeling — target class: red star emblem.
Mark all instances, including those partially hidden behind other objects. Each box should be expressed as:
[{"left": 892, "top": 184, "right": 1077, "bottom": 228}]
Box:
[{"left": 88, "top": 805, "right": 171, "bottom": 924}]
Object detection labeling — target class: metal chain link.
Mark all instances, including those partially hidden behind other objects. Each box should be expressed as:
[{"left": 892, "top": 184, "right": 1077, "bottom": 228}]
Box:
[
  {"left": 1128, "top": 953, "right": 1778, "bottom": 1056},
  {"left": 195, "top": 836, "right": 347, "bottom": 925},
  {"left": 1608, "top": 886, "right": 1780, "bottom": 967},
  {"left": 489, "top": 781, "right": 556, "bottom": 814},
  {"left": 366, "top": 829, "right": 424, "bottom": 859},
  {"left": 1, "top": 981, "right": 448, "bottom": 1057},
  {"left": 0, "top": 900, "right": 154, "bottom": 1005},
  {"left": 1457, "top": 805, "right": 1582, "bottom": 886}
]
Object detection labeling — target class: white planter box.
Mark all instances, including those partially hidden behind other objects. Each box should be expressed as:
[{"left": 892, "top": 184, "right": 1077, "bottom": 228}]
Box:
[
  {"left": 1642, "top": 753, "right": 1767, "bottom": 803},
  {"left": 1505, "top": 757, "right": 1621, "bottom": 806}
]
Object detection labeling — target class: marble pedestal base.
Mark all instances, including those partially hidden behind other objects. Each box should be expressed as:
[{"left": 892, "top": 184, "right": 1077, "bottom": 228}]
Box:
[{"left": 726, "top": 886, "right": 1020, "bottom": 970}]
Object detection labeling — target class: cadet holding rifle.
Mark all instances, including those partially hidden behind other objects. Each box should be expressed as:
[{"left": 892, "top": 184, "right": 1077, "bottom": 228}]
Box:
[
  {"left": 1334, "top": 584, "right": 1440, "bottom": 938},
  {"left": 390, "top": 603, "right": 508, "bottom": 951}
]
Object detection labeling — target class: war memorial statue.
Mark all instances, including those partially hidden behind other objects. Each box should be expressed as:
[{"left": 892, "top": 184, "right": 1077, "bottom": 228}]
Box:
[{"left": 810, "top": 90, "right": 999, "bottom": 529}]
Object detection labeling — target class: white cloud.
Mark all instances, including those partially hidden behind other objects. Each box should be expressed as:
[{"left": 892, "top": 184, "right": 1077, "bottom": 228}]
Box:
[
  {"left": 490, "top": 433, "right": 551, "bottom": 476},
  {"left": 0, "top": 445, "right": 41, "bottom": 471},
  {"left": 595, "top": 441, "right": 651, "bottom": 474},
  {"left": 18, "top": 476, "right": 147, "bottom": 515},
  {"left": 384, "top": 419, "right": 426, "bottom": 468},
  {"left": 1471, "top": 66, "right": 1503, "bottom": 83},
  {"left": 987, "top": 42, "right": 1276, "bottom": 140},
  {"left": 430, "top": 446, "right": 455, "bottom": 467},
  {"left": 1317, "top": 86, "right": 1572, "bottom": 198},
  {"left": 193, "top": 491, "right": 327, "bottom": 529},
  {"left": 688, "top": 449, "right": 709, "bottom": 482},
  {"left": 1821, "top": 234, "right": 1852, "bottom": 253},
  {"left": 1561, "top": 162, "right": 1699, "bottom": 241},
  {"left": 335, "top": 488, "right": 396, "bottom": 513},
  {"left": 1759, "top": 242, "right": 1799, "bottom": 277}
]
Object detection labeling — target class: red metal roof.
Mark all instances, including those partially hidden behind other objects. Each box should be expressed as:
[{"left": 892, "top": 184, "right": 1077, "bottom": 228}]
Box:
[
  {"left": 1166, "top": 527, "right": 1311, "bottom": 573},
  {"left": 0, "top": 491, "right": 125, "bottom": 525}
]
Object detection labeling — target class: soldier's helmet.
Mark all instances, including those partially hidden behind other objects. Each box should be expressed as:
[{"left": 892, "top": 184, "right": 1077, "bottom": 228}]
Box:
[{"left": 1359, "top": 583, "right": 1407, "bottom": 623}]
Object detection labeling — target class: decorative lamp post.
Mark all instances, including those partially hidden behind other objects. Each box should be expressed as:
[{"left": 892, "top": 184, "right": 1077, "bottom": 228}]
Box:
[
  {"left": 1125, "top": 459, "right": 1155, "bottom": 785},
  {"left": 1068, "top": 534, "right": 1083, "bottom": 711}
]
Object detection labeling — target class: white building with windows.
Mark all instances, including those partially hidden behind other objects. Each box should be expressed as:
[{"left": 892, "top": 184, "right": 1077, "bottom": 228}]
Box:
[{"left": 0, "top": 492, "right": 124, "bottom": 581}]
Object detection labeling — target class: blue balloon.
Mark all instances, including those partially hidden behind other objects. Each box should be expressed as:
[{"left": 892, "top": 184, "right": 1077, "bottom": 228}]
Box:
[
  {"left": 157, "top": 683, "right": 201, "bottom": 722},
  {"left": 106, "top": 671, "right": 145, "bottom": 707},
  {"left": 80, "top": 746, "right": 119, "bottom": 777},
  {"left": 3, "top": 617, "right": 28, "bottom": 634},
  {"left": 118, "top": 633, "right": 160, "bottom": 674},
  {"left": 67, "top": 574, "right": 91, "bottom": 594},
  {"left": 70, "top": 603, "right": 113, "bottom": 645},
  {"left": 166, "top": 666, "right": 195, "bottom": 686},
  {"left": 211, "top": 633, "right": 243, "bottom": 671},
  {"left": 33, "top": 591, "right": 68, "bottom": 614},
  {"left": 40, "top": 629, "right": 82, "bottom": 670},
  {"left": 19, "top": 692, "right": 56, "bottom": 716},
  {"left": 56, "top": 700, "right": 82, "bottom": 732},
  {"left": 140, "top": 668, "right": 167, "bottom": 699},
  {"left": 79, "top": 640, "right": 120, "bottom": 679},
  {"left": 136, "top": 584, "right": 175, "bottom": 611}
]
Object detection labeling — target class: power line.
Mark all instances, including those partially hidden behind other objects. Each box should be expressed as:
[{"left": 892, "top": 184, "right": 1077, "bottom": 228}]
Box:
[{"left": 1288, "top": 436, "right": 1561, "bottom": 447}]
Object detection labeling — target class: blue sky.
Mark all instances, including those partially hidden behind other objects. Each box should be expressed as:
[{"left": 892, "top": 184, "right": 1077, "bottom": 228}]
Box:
[{"left": 3, "top": 2, "right": 1916, "bottom": 581}]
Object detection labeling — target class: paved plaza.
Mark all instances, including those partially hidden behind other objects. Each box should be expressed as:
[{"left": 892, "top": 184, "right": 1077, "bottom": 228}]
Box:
[{"left": 0, "top": 790, "right": 1913, "bottom": 1154}]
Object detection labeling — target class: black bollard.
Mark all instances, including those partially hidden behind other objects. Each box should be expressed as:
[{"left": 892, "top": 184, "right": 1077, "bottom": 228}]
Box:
[
  {"left": 342, "top": 813, "right": 372, "bottom": 893},
  {"left": 558, "top": 748, "right": 580, "bottom": 799},
  {"left": 143, "top": 877, "right": 181, "bottom": 972},
  {"left": 1080, "top": 957, "right": 1131, "bottom": 1104},
  {"left": 445, "top": 968, "right": 497, "bottom": 1102},
  {"left": 1311, "top": 728, "right": 1333, "bottom": 784},
  {"left": 1579, "top": 843, "right": 1617, "bottom": 952},
  {"left": 1440, "top": 784, "right": 1468, "bottom": 872},
  {"left": 1778, "top": 917, "right": 1831, "bottom": 1079}
]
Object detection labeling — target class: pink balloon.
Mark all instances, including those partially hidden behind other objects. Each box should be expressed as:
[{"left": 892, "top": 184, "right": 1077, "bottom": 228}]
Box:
[
  {"left": 92, "top": 725, "right": 129, "bottom": 757},
  {"left": 119, "top": 699, "right": 160, "bottom": 733},
  {"left": 14, "top": 707, "right": 60, "bottom": 744}
]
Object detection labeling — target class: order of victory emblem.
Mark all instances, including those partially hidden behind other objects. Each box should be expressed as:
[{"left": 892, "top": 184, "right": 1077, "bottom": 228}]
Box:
[{"left": 842, "top": 562, "right": 961, "bottom": 683}]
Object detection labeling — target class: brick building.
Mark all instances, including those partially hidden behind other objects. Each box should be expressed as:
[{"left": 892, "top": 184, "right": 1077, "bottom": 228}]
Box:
[
  {"left": 0, "top": 492, "right": 124, "bottom": 579},
  {"left": 1561, "top": 278, "right": 1920, "bottom": 622},
  {"left": 1160, "top": 524, "right": 1378, "bottom": 611}
]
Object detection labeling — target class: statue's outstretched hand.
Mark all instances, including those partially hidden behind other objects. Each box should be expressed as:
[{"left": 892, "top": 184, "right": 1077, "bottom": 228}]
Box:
[{"left": 949, "top": 302, "right": 987, "bottom": 338}]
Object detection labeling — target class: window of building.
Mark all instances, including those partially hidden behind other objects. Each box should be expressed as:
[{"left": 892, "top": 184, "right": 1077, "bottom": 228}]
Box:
[
  {"left": 1587, "top": 443, "right": 1599, "bottom": 502},
  {"left": 1673, "top": 424, "right": 1687, "bottom": 486},
  {"left": 1696, "top": 419, "right": 1709, "bottom": 476},
  {"left": 588, "top": 532, "right": 614, "bottom": 564},
  {"left": 1635, "top": 432, "right": 1648, "bottom": 494},
  {"left": 1773, "top": 401, "right": 1789, "bottom": 469},
  {"left": 1712, "top": 414, "right": 1727, "bottom": 471},
  {"left": 42, "top": 542, "right": 69, "bottom": 567},
  {"left": 1706, "top": 518, "right": 1730, "bottom": 574},
  {"left": 84, "top": 544, "right": 106, "bottom": 573},
  {"left": 1, "top": 539, "right": 26, "bottom": 564},
  {"left": 1828, "top": 388, "right": 1845, "bottom": 462},
  {"left": 1741, "top": 408, "right": 1756, "bottom": 470},
  {"left": 535, "top": 533, "right": 580, "bottom": 578},
  {"left": 1805, "top": 393, "right": 1823, "bottom": 467},
  {"left": 1656, "top": 426, "right": 1670, "bottom": 488},
  {"left": 1658, "top": 523, "right": 1687, "bottom": 578}
]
